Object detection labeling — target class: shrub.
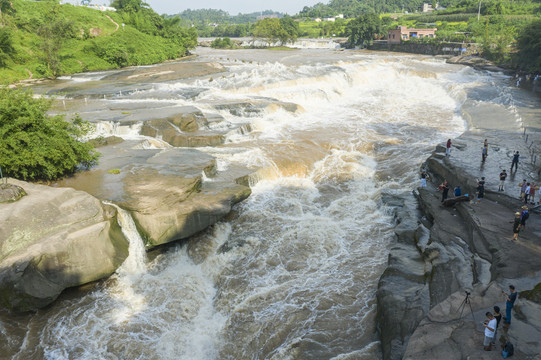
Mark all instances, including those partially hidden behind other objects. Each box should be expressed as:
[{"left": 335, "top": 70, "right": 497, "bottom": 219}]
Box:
[
  {"left": 0, "top": 88, "right": 99, "bottom": 181},
  {"left": 211, "top": 37, "right": 232, "bottom": 48}
]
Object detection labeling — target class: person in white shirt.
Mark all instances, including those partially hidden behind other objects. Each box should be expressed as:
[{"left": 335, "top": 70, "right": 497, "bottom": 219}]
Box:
[
  {"left": 524, "top": 182, "right": 531, "bottom": 204},
  {"left": 483, "top": 312, "right": 497, "bottom": 350}
]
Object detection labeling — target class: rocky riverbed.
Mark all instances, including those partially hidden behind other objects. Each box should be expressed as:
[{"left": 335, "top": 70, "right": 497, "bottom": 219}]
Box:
[{"left": 377, "top": 122, "right": 541, "bottom": 358}]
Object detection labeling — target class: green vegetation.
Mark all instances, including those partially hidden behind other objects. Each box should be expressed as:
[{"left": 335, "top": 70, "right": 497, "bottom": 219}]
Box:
[
  {"left": 176, "top": 9, "right": 283, "bottom": 25},
  {"left": 252, "top": 17, "right": 300, "bottom": 45},
  {"left": 307, "top": 0, "right": 539, "bottom": 73},
  {"left": 0, "top": 0, "right": 197, "bottom": 84},
  {"left": 197, "top": 23, "right": 251, "bottom": 37},
  {"left": 515, "top": 19, "right": 541, "bottom": 72},
  {"left": 345, "top": 13, "right": 381, "bottom": 47},
  {"left": 0, "top": 88, "right": 99, "bottom": 181},
  {"left": 211, "top": 37, "right": 233, "bottom": 48}
]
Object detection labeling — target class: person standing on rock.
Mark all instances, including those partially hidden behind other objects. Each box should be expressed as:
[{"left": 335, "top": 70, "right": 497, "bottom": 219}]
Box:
[
  {"left": 530, "top": 182, "right": 538, "bottom": 204},
  {"left": 482, "top": 143, "right": 488, "bottom": 162},
  {"left": 511, "top": 151, "right": 520, "bottom": 172},
  {"left": 519, "top": 179, "right": 527, "bottom": 200},
  {"left": 420, "top": 170, "right": 429, "bottom": 188},
  {"left": 441, "top": 180, "right": 450, "bottom": 203},
  {"left": 446, "top": 139, "right": 452, "bottom": 157},
  {"left": 503, "top": 285, "right": 518, "bottom": 325},
  {"left": 520, "top": 206, "right": 529, "bottom": 229},
  {"left": 512, "top": 212, "right": 521, "bottom": 240},
  {"left": 499, "top": 170, "right": 507, "bottom": 191},
  {"left": 482, "top": 312, "right": 497, "bottom": 351},
  {"left": 493, "top": 305, "right": 502, "bottom": 346},
  {"left": 524, "top": 182, "right": 531, "bottom": 204},
  {"left": 476, "top": 177, "right": 485, "bottom": 203}
]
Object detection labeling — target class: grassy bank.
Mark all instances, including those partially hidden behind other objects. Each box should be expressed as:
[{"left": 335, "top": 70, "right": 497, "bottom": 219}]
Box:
[{"left": 0, "top": 0, "right": 196, "bottom": 85}]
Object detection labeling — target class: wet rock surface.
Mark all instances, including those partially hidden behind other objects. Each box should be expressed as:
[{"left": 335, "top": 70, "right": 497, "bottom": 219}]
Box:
[
  {"left": 377, "top": 127, "right": 541, "bottom": 359},
  {"left": 0, "top": 179, "right": 128, "bottom": 311},
  {"left": 447, "top": 55, "right": 509, "bottom": 74},
  {"left": 54, "top": 140, "right": 251, "bottom": 249}
]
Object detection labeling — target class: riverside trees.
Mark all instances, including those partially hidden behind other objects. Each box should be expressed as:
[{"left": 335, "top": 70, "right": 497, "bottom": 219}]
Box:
[
  {"left": 253, "top": 17, "right": 299, "bottom": 46},
  {"left": 345, "top": 13, "right": 381, "bottom": 48}
]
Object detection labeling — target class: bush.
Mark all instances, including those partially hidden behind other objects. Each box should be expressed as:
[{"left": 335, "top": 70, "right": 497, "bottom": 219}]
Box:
[
  {"left": 211, "top": 37, "right": 232, "bottom": 49},
  {"left": 0, "top": 88, "right": 99, "bottom": 181}
]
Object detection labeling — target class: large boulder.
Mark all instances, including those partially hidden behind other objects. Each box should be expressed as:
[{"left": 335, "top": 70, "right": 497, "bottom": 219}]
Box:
[
  {"left": 0, "top": 180, "right": 128, "bottom": 311},
  {"left": 54, "top": 141, "right": 252, "bottom": 248},
  {"left": 0, "top": 183, "right": 27, "bottom": 203}
]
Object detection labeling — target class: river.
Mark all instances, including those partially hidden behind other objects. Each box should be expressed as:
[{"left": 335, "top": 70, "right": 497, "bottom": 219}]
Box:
[{"left": 1, "top": 47, "right": 534, "bottom": 359}]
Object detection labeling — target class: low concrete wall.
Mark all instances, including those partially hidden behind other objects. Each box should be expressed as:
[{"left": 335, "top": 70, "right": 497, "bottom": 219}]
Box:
[{"left": 368, "top": 41, "right": 480, "bottom": 56}]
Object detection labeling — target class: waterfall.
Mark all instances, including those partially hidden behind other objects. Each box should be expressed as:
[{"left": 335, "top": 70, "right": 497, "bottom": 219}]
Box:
[{"left": 103, "top": 201, "right": 147, "bottom": 275}]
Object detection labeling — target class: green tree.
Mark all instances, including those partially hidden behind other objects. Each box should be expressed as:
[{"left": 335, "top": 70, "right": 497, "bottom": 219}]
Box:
[
  {"left": 279, "top": 16, "right": 300, "bottom": 43},
  {"left": 253, "top": 18, "right": 287, "bottom": 45},
  {"left": 515, "top": 19, "right": 541, "bottom": 72},
  {"left": 0, "top": 27, "right": 14, "bottom": 67},
  {"left": 0, "top": 88, "right": 99, "bottom": 181},
  {"left": 111, "top": 0, "right": 146, "bottom": 13},
  {"left": 0, "top": 0, "right": 14, "bottom": 19},
  {"left": 345, "top": 13, "right": 381, "bottom": 48},
  {"left": 37, "top": 4, "right": 76, "bottom": 76}
]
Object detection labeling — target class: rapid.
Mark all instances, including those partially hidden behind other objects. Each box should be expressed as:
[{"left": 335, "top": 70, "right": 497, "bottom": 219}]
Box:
[{"left": 0, "top": 48, "right": 526, "bottom": 359}]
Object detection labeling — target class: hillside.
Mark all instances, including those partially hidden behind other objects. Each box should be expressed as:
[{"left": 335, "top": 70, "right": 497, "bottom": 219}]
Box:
[{"left": 0, "top": 0, "right": 197, "bottom": 85}]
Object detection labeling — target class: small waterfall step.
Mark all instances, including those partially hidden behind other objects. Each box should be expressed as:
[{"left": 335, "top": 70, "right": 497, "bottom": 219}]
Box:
[{"left": 103, "top": 201, "right": 147, "bottom": 275}]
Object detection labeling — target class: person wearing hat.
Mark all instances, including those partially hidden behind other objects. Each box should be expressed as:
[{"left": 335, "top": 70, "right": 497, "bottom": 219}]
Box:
[{"left": 512, "top": 212, "right": 521, "bottom": 241}]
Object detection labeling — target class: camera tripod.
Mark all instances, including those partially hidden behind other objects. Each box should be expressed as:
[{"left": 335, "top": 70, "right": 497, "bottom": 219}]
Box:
[{"left": 456, "top": 291, "right": 475, "bottom": 322}]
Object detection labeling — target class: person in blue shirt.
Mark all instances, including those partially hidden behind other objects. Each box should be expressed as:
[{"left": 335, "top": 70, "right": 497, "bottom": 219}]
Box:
[
  {"left": 511, "top": 151, "right": 520, "bottom": 171},
  {"left": 503, "top": 285, "right": 518, "bottom": 324},
  {"left": 454, "top": 186, "right": 461, "bottom": 197}
]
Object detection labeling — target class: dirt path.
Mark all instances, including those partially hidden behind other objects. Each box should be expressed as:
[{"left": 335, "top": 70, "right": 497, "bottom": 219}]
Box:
[{"left": 105, "top": 14, "right": 119, "bottom": 33}]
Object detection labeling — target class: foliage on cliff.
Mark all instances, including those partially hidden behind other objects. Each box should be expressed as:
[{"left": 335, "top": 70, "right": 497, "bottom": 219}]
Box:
[
  {"left": 0, "top": 0, "right": 196, "bottom": 84},
  {"left": 0, "top": 88, "right": 99, "bottom": 181}
]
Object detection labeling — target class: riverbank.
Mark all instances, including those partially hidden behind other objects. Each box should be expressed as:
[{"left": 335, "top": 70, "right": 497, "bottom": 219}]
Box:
[{"left": 377, "top": 101, "right": 541, "bottom": 358}]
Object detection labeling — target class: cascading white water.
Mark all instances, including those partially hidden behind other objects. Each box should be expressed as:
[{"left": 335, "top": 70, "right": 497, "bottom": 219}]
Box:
[
  {"left": 3, "top": 48, "right": 534, "bottom": 360},
  {"left": 103, "top": 201, "right": 147, "bottom": 275}
]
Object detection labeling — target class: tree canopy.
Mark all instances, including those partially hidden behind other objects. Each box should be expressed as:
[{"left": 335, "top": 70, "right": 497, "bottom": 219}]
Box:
[
  {"left": 253, "top": 17, "right": 300, "bottom": 45},
  {"left": 515, "top": 19, "right": 541, "bottom": 73},
  {"left": 0, "top": 88, "right": 99, "bottom": 181},
  {"left": 345, "top": 13, "right": 381, "bottom": 47}
]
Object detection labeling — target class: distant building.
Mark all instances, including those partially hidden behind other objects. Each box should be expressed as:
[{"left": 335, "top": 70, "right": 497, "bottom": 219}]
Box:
[
  {"left": 387, "top": 26, "right": 437, "bottom": 44},
  {"left": 313, "top": 18, "right": 322, "bottom": 22},
  {"left": 422, "top": 2, "right": 444, "bottom": 12},
  {"left": 422, "top": 3, "right": 434, "bottom": 12}
]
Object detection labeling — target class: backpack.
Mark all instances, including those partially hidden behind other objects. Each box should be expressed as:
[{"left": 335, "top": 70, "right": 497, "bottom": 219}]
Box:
[{"left": 502, "top": 341, "right": 514, "bottom": 358}]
